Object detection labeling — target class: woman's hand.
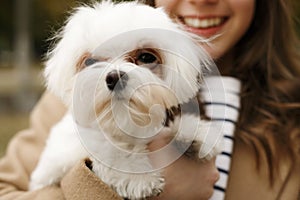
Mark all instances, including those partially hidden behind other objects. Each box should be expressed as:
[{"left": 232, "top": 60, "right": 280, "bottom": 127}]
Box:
[{"left": 147, "top": 128, "right": 219, "bottom": 200}]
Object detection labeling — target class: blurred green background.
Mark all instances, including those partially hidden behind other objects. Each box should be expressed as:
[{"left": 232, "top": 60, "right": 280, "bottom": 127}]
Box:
[
  {"left": 0, "top": 0, "right": 92, "bottom": 156},
  {"left": 0, "top": 0, "right": 300, "bottom": 157},
  {"left": 0, "top": 0, "right": 136, "bottom": 157}
]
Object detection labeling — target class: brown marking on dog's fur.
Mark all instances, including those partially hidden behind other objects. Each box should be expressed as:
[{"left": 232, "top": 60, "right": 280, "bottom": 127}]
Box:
[{"left": 164, "top": 106, "right": 181, "bottom": 127}]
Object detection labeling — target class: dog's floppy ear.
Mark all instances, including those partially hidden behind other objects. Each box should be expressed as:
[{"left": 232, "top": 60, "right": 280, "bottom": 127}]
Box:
[{"left": 43, "top": 5, "right": 97, "bottom": 103}]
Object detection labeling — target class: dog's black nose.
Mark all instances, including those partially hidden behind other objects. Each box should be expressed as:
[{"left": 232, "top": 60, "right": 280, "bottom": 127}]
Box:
[{"left": 105, "top": 70, "right": 128, "bottom": 91}]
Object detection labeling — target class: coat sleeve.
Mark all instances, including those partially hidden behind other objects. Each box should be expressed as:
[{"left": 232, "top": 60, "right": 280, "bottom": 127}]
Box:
[{"left": 0, "top": 92, "right": 122, "bottom": 200}]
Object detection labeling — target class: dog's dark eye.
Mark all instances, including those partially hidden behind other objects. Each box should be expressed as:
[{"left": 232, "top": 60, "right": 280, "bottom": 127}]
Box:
[
  {"left": 84, "top": 58, "right": 99, "bottom": 66},
  {"left": 135, "top": 49, "right": 161, "bottom": 70},
  {"left": 131, "top": 49, "right": 163, "bottom": 78},
  {"left": 137, "top": 52, "right": 157, "bottom": 64}
]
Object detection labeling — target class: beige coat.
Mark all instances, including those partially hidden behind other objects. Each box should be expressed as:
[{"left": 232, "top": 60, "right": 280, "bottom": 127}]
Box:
[{"left": 0, "top": 92, "right": 299, "bottom": 200}]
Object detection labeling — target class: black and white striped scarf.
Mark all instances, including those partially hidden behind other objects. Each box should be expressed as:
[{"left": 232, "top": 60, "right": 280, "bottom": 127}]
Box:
[{"left": 201, "top": 76, "right": 241, "bottom": 200}]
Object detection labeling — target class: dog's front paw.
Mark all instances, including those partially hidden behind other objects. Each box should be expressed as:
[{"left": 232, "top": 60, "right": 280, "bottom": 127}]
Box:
[
  {"left": 176, "top": 138, "right": 222, "bottom": 161},
  {"left": 91, "top": 153, "right": 165, "bottom": 199},
  {"left": 113, "top": 173, "right": 164, "bottom": 200},
  {"left": 94, "top": 163, "right": 165, "bottom": 200},
  {"left": 171, "top": 115, "right": 223, "bottom": 161},
  {"left": 29, "top": 173, "right": 58, "bottom": 191}
]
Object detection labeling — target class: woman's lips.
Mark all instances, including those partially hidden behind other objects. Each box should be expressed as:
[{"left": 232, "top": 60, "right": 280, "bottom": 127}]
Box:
[{"left": 180, "top": 16, "right": 227, "bottom": 38}]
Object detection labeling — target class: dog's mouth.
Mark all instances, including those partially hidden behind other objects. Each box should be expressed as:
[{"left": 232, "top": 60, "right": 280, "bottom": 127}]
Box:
[
  {"left": 93, "top": 83, "right": 179, "bottom": 137},
  {"left": 120, "top": 84, "right": 178, "bottom": 124}
]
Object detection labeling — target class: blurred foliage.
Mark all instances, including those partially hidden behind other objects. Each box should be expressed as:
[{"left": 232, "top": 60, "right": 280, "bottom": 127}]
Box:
[
  {"left": 0, "top": 0, "right": 91, "bottom": 60},
  {"left": 32, "top": 0, "right": 90, "bottom": 57},
  {"left": 0, "top": 0, "right": 299, "bottom": 62},
  {"left": 0, "top": 1, "right": 14, "bottom": 52}
]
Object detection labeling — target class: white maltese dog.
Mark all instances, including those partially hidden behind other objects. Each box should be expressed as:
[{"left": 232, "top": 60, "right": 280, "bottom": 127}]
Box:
[{"left": 30, "top": 1, "right": 222, "bottom": 199}]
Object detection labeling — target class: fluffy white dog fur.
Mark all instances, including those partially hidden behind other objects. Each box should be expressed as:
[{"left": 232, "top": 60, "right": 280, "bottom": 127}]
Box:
[{"left": 29, "top": 1, "right": 222, "bottom": 199}]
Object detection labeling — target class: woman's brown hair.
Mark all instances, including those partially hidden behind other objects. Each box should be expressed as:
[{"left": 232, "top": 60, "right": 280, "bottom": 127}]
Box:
[
  {"left": 143, "top": 0, "right": 300, "bottom": 191},
  {"left": 232, "top": 0, "right": 300, "bottom": 186}
]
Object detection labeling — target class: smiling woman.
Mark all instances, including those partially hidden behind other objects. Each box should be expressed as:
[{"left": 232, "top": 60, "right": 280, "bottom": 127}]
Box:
[
  {"left": 155, "top": 0, "right": 255, "bottom": 59},
  {"left": 0, "top": 0, "right": 299, "bottom": 200},
  {"left": 181, "top": 17, "right": 226, "bottom": 36},
  {"left": 145, "top": 0, "right": 300, "bottom": 200}
]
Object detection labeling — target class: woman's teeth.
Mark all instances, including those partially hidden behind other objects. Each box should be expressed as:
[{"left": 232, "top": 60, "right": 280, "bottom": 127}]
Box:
[{"left": 183, "top": 17, "right": 224, "bottom": 29}]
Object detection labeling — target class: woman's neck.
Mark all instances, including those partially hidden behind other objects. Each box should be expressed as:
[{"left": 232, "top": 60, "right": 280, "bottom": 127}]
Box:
[{"left": 215, "top": 51, "right": 234, "bottom": 76}]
